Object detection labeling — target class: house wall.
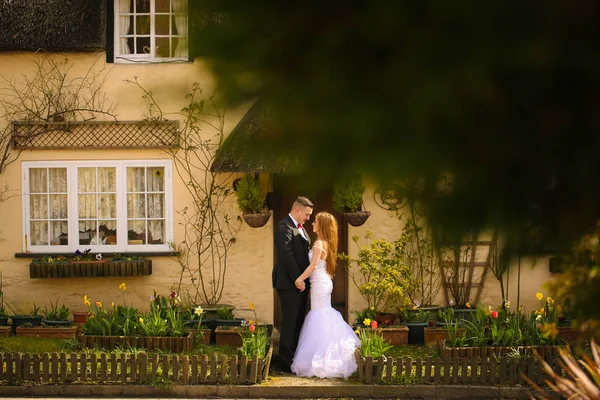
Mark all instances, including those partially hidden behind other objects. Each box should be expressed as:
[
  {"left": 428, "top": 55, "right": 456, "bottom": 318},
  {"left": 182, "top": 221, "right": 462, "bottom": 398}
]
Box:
[
  {"left": 0, "top": 52, "right": 558, "bottom": 326},
  {"left": 0, "top": 52, "right": 273, "bottom": 324}
]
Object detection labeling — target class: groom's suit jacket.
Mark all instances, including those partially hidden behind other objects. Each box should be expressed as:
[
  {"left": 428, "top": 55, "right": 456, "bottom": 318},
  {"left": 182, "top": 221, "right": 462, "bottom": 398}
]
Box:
[{"left": 272, "top": 215, "right": 311, "bottom": 290}]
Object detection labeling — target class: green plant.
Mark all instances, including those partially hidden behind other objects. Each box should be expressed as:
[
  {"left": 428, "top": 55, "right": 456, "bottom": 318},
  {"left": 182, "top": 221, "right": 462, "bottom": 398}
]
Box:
[
  {"left": 399, "top": 307, "right": 430, "bottom": 323},
  {"left": 358, "top": 322, "right": 393, "bottom": 358},
  {"left": 215, "top": 306, "right": 234, "bottom": 320},
  {"left": 42, "top": 297, "right": 70, "bottom": 321},
  {"left": 110, "top": 253, "right": 147, "bottom": 261},
  {"left": 235, "top": 174, "right": 264, "bottom": 214},
  {"left": 340, "top": 232, "right": 414, "bottom": 314},
  {"left": 238, "top": 302, "right": 269, "bottom": 358},
  {"left": 32, "top": 255, "right": 68, "bottom": 264},
  {"left": 354, "top": 308, "right": 378, "bottom": 327},
  {"left": 0, "top": 268, "right": 7, "bottom": 317},
  {"left": 332, "top": 177, "right": 365, "bottom": 213}
]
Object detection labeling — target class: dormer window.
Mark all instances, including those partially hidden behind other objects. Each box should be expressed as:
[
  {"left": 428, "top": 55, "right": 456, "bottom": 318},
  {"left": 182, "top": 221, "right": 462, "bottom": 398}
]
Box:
[{"left": 114, "top": 0, "right": 188, "bottom": 63}]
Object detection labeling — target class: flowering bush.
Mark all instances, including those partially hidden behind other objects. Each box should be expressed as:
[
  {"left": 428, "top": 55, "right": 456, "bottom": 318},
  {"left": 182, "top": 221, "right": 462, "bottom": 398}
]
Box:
[
  {"left": 238, "top": 302, "right": 269, "bottom": 358},
  {"left": 357, "top": 319, "right": 392, "bottom": 358},
  {"left": 340, "top": 232, "right": 414, "bottom": 314}
]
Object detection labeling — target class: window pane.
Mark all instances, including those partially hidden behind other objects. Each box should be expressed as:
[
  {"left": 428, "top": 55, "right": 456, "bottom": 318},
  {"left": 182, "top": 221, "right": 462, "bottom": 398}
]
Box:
[
  {"left": 30, "top": 221, "right": 48, "bottom": 245},
  {"left": 136, "top": 0, "right": 150, "bottom": 13},
  {"left": 147, "top": 167, "right": 164, "bottom": 191},
  {"left": 49, "top": 168, "right": 67, "bottom": 192},
  {"left": 78, "top": 168, "right": 96, "bottom": 193},
  {"left": 128, "top": 194, "right": 146, "bottom": 218},
  {"left": 147, "top": 194, "right": 164, "bottom": 218},
  {"left": 29, "top": 168, "right": 47, "bottom": 193},
  {"left": 78, "top": 194, "right": 97, "bottom": 218},
  {"left": 128, "top": 220, "right": 146, "bottom": 244},
  {"left": 136, "top": 15, "right": 150, "bottom": 35},
  {"left": 128, "top": 167, "right": 146, "bottom": 192},
  {"left": 156, "top": 0, "right": 170, "bottom": 13},
  {"left": 50, "top": 194, "right": 68, "bottom": 219},
  {"left": 50, "top": 221, "right": 68, "bottom": 246},
  {"left": 30, "top": 194, "right": 48, "bottom": 219},
  {"left": 98, "top": 167, "right": 116, "bottom": 192},
  {"left": 156, "top": 37, "right": 171, "bottom": 58},
  {"left": 99, "top": 194, "right": 117, "bottom": 219},
  {"left": 100, "top": 221, "right": 117, "bottom": 245},
  {"left": 79, "top": 222, "right": 96, "bottom": 245},
  {"left": 156, "top": 14, "right": 170, "bottom": 35},
  {"left": 148, "top": 220, "right": 164, "bottom": 244}
]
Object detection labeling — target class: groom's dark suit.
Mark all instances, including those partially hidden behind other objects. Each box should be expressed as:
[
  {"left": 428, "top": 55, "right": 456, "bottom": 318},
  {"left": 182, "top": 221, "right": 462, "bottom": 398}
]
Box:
[{"left": 273, "top": 215, "right": 311, "bottom": 371}]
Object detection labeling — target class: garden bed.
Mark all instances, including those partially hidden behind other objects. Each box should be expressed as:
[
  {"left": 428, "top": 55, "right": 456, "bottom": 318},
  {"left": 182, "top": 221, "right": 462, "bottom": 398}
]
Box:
[
  {"left": 439, "top": 342, "right": 567, "bottom": 358},
  {"left": 16, "top": 326, "right": 78, "bottom": 339},
  {"left": 29, "top": 260, "right": 152, "bottom": 279},
  {"left": 77, "top": 332, "right": 193, "bottom": 352},
  {"left": 424, "top": 327, "right": 465, "bottom": 347}
]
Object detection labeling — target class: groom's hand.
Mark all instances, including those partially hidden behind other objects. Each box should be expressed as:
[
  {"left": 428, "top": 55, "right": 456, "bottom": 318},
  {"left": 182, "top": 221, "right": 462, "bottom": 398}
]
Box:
[{"left": 295, "top": 279, "right": 305, "bottom": 292}]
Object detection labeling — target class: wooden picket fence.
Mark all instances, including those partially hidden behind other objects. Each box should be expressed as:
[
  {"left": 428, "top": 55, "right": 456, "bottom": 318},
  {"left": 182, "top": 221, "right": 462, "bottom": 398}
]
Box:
[
  {"left": 355, "top": 349, "right": 564, "bottom": 385},
  {"left": 0, "top": 346, "right": 273, "bottom": 385}
]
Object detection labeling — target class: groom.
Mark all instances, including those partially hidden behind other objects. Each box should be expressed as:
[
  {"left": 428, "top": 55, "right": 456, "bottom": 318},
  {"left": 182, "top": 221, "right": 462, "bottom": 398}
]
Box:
[{"left": 272, "top": 196, "right": 314, "bottom": 373}]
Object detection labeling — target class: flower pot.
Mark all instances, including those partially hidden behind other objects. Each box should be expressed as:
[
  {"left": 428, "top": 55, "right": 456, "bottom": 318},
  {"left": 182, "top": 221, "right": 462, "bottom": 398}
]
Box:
[
  {"left": 16, "top": 325, "right": 78, "bottom": 339},
  {"left": 343, "top": 211, "right": 371, "bottom": 227},
  {"left": 404, "top": 321, "right": 428, "bottom": 344},
  {"left": 242, "top": 211, "right": 271, "bottom": 228},
  {"left": 72, "top": 311, "right": 90, "bottom": 324},
  {"left": 10, "top": 315, "right": 43, "bottom": 334},
  {"left": 453, "top": 308, "right": 477, "bottom": 323},
  {"left": 44, "top": 320, "right": 72, "bottom": 327},
  {"left": 373, "top": 314, "right": 396, "bottom": 326},
  {"left": 0, "top": 316, "right": 8, "bottom": 326}
]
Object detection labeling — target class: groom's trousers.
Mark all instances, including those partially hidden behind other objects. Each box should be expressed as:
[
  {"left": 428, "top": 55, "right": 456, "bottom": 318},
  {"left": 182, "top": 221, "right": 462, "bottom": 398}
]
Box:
[{"left": 276, "top": 288, "right": 308, "bottom": 370}]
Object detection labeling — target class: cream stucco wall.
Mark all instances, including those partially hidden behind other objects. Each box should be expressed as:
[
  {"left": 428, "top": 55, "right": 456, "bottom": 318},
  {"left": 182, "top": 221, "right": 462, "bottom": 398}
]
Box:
[{"left": 0, "top": 52, "right": 558, "bottom": 326}]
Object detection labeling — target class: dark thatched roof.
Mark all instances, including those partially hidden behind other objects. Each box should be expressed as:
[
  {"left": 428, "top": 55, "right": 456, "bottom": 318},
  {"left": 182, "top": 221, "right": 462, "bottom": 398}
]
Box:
[
  {"left": 0, "top": 0, "right": 106, "bottom": 51},
  {"left": 211, "top": 101, "right": 300, "bottom": 173}
]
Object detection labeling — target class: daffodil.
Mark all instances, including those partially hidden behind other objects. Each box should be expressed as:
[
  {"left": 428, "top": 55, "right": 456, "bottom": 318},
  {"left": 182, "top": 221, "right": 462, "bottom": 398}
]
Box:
[
  {"left": 465, "top": 302, "right": 471, "bottom": 308},
  {"left": 96, "top": 301, "right": 102, "bottom": 308},
  {"left": 194, "top": 306, "right": 203, "bottom": 316},
  {"left": 249, "top": 302, "right": 255, "bottom": 310},
  {"left": 536, "top": 292, "right": 543, "bottom": 301},
  {"left": 363, "top": 318, "right": 371, "bottom": 326},
  {"left": 355, "top": 329, "right": 360, "bottom": 335},
  {"left": 547, "top": 297, "right": 554, "bottom": 304},
  {"left": 119, "top": 282, "right": 127, "bottom": 291},
  {"left": 139, "top": 317, "right": 144, "bottom": 323}
]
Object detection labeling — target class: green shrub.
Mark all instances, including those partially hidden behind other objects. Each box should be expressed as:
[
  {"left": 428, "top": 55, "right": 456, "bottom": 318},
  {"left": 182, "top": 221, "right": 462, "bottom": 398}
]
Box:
[
  {"left": 332, "top": 177, "right": 365, "bottom": 212},
  {"left": 235, "top": 174, "right": 264, "bottom": 213}
]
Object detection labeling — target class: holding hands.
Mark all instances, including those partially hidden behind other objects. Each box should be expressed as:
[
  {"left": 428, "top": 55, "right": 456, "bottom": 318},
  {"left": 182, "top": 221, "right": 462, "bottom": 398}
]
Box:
[{"left": 295, "top": 278, "right": 305, "bottom": 292}]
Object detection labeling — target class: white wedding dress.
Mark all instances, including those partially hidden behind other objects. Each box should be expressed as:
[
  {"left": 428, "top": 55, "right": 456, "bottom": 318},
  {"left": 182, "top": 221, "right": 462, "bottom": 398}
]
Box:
[{"left": 291, "top": 248, "right": 361, "bottom": 379}]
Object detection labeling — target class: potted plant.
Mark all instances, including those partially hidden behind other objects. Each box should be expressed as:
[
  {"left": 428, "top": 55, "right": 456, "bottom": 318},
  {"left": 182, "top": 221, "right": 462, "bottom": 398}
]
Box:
[
  {"left": 332, "top": 176, "right": 371, "bottom": 226},
  {"left": 341, "top": 232, "right": 414, "bottom": 324},
  {"left": 235, "top": 174, "right": 270, "bottom": 228},
  {"left": 42, "top": 297, "right": 72, "bottom": 326},
  {"left": 0, "top": 269, "right": 8, "bottom": 326},
  {"left": 10, "top": 303, "right": 43, "bottom": 334},
  {"left": 399, "top": 306, "right": 430, "bottom": 344}
]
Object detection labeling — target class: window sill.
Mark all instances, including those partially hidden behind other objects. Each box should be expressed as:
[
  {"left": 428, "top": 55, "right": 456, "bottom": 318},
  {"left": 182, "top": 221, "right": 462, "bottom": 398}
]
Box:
[
  {"left": 15, "top": 252, "right": 177, "bottom": 259},
  {"left": 29, "top": 260, "right": 153, "bottom": 279}
]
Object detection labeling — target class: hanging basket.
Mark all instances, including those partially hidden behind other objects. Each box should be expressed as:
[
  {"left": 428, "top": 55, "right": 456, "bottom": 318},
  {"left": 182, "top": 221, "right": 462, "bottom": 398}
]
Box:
[
  {"left": 343, "top": 211, "right": 371, "bottom": 227},
  {"left": 242, "top": 211, "right": 271, "bottom": 228}
]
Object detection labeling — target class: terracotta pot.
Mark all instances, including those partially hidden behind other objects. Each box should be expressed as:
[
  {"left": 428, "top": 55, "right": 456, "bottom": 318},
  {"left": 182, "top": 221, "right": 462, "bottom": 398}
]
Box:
[{"left": 72, "top": 311, "right": 90, "bottom": 324}]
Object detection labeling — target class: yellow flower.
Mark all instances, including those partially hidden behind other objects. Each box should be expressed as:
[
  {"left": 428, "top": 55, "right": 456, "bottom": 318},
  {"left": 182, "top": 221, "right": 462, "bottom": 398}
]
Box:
[
  {"left": 96, "top": 301, "right": 102, "bottom": 308},
  {"left": 355, "top": 329, "right": 360, "bottom": 335},
  {"left": 84, "top": 299, "right": 91, "bottom": 306},
  {"left": 119, "top": 283, "right": 127, "bottom": 291},
  {"left": 83, "top": 295, "right": 89, "bottom": 305},
  {"left": 370, "top": 306, "right": 375, "bottom": 311},
  {"left": 536, "top": 292, "right": 543, "bottom": 301},
  {"left": 194, "top": 306, "right": 203, "bottom": 316},
  {"left": 465, "top": 302, "right": 471, "bottom": 308},
  {"left": 412, "top": 305, "right": 418, "bottom": 310},
  {"left": 111, "top": 302, "right": 116, "bottom": 308},
  {"left": 139, "top": 317, "right": 143, "bottom": 323},
  {"left": 540, "top": 322, "right": 558, "bottom": 339},
  {"left": 249, "top": 302, "right": 255, "bottom": 310},
  {"left": 363, "top": 318, "right": 372, "bottom": 326},
  {"left": 248, "top": 320, "right": 254, "bottom": 325},
  {"left": 547, "top": 297, "right": 554, "bottom": 304}
]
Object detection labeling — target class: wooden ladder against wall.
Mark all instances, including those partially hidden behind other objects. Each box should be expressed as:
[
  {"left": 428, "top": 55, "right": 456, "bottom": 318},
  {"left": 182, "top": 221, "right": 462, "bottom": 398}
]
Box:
[{"left": 438, "top": 239, "right": 493, "bottom": 306}]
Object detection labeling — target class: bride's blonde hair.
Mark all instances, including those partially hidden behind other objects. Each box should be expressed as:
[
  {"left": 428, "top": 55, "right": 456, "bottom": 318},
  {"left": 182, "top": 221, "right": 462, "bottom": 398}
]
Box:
[{"left": 315, "top": 212, "right": 338, "bottom": 277}]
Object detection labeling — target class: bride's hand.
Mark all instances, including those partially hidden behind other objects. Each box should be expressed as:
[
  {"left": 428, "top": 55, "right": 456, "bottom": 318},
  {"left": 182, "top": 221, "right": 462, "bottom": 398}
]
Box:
[{"left": 295, "top": 279, "right": 305, "bottom": 291}]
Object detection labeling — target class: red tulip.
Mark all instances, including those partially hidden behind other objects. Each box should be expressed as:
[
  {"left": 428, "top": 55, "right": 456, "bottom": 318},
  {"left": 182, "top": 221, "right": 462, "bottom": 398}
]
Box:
[
  {"left": 249, "top": 325, "right": 256, "bottom": 332},
  {"left": 491, "top": 311, "right": 499, "bottom": 319},
  {"left": 370, "top": 321, "right": 378, "bottom": 329}
]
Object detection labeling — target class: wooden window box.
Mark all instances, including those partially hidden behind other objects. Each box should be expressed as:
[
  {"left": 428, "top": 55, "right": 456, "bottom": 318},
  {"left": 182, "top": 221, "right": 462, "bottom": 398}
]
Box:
[{"left": 29, "top": 260, "right": 152, "bottom": 279}]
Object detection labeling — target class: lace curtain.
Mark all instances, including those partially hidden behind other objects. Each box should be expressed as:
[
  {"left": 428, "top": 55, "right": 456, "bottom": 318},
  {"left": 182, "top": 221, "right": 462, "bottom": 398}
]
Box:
[
  {"left": 127, "top": 167, "right": 165, "bottom": 244},
  {"left": 172, "top": 0, "right": 188, "bottom": 58},
  {"left": 119, "top": 0, "right": 132, "bottom": 55},
  {"left": 29, "top": 168, "right": 67, "bottom": 246},
  {"left": 78, "top": 167, "right": 117, "bottom": 246}
]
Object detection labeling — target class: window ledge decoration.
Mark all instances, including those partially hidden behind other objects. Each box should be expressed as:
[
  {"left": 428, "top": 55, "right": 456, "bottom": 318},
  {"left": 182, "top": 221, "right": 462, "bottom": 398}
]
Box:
[
  {"left": 12, "top": 120, "right": 179, "bottom": 149},
  {"left": 29, "top": 259, "right": 152, "bottom": 279}
]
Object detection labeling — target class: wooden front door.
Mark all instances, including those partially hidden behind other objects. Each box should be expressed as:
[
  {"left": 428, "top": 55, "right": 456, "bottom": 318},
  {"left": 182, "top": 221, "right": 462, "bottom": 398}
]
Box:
[{"left": 272, "top": 174, "right": 348, "bottom": 329}]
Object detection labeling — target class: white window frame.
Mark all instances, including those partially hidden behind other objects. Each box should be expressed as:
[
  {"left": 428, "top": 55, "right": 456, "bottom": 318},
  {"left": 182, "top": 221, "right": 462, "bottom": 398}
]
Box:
[
  {"left": 22, "top": 160, "right": 173, "bottom": 253},
  {"left": 113, "top": 0, "right": 189, "bottom": 64}
]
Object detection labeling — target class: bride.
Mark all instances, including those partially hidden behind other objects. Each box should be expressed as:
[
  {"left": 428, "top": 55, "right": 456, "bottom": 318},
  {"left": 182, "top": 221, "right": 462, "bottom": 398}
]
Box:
[{"left": 291, "top": 212, "right": 361, "bottom": 379}]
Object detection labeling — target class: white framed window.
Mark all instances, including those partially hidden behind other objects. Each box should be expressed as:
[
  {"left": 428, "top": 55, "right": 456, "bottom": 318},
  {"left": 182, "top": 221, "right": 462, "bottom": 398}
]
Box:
[
  {"left": 22, "top": 160, "right": 173, "bottom": 253},
  {"left": 114, "top": 0, "right": 188, "bottom": 63}
]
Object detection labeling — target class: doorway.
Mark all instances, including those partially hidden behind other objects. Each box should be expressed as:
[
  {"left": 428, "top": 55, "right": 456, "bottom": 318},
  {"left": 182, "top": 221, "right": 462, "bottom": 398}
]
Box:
[{"left": 271, "top": 174, "right": 349, "bottom": 329}]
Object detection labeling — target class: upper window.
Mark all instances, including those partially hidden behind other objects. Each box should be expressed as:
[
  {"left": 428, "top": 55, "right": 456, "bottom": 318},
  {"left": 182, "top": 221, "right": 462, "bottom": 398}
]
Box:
[
  {"left": 114, "top": 0, "right": 188, "bottom": 63},
  {"left": 22, "top": 160, "right": 173, "bottom": 253}
]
